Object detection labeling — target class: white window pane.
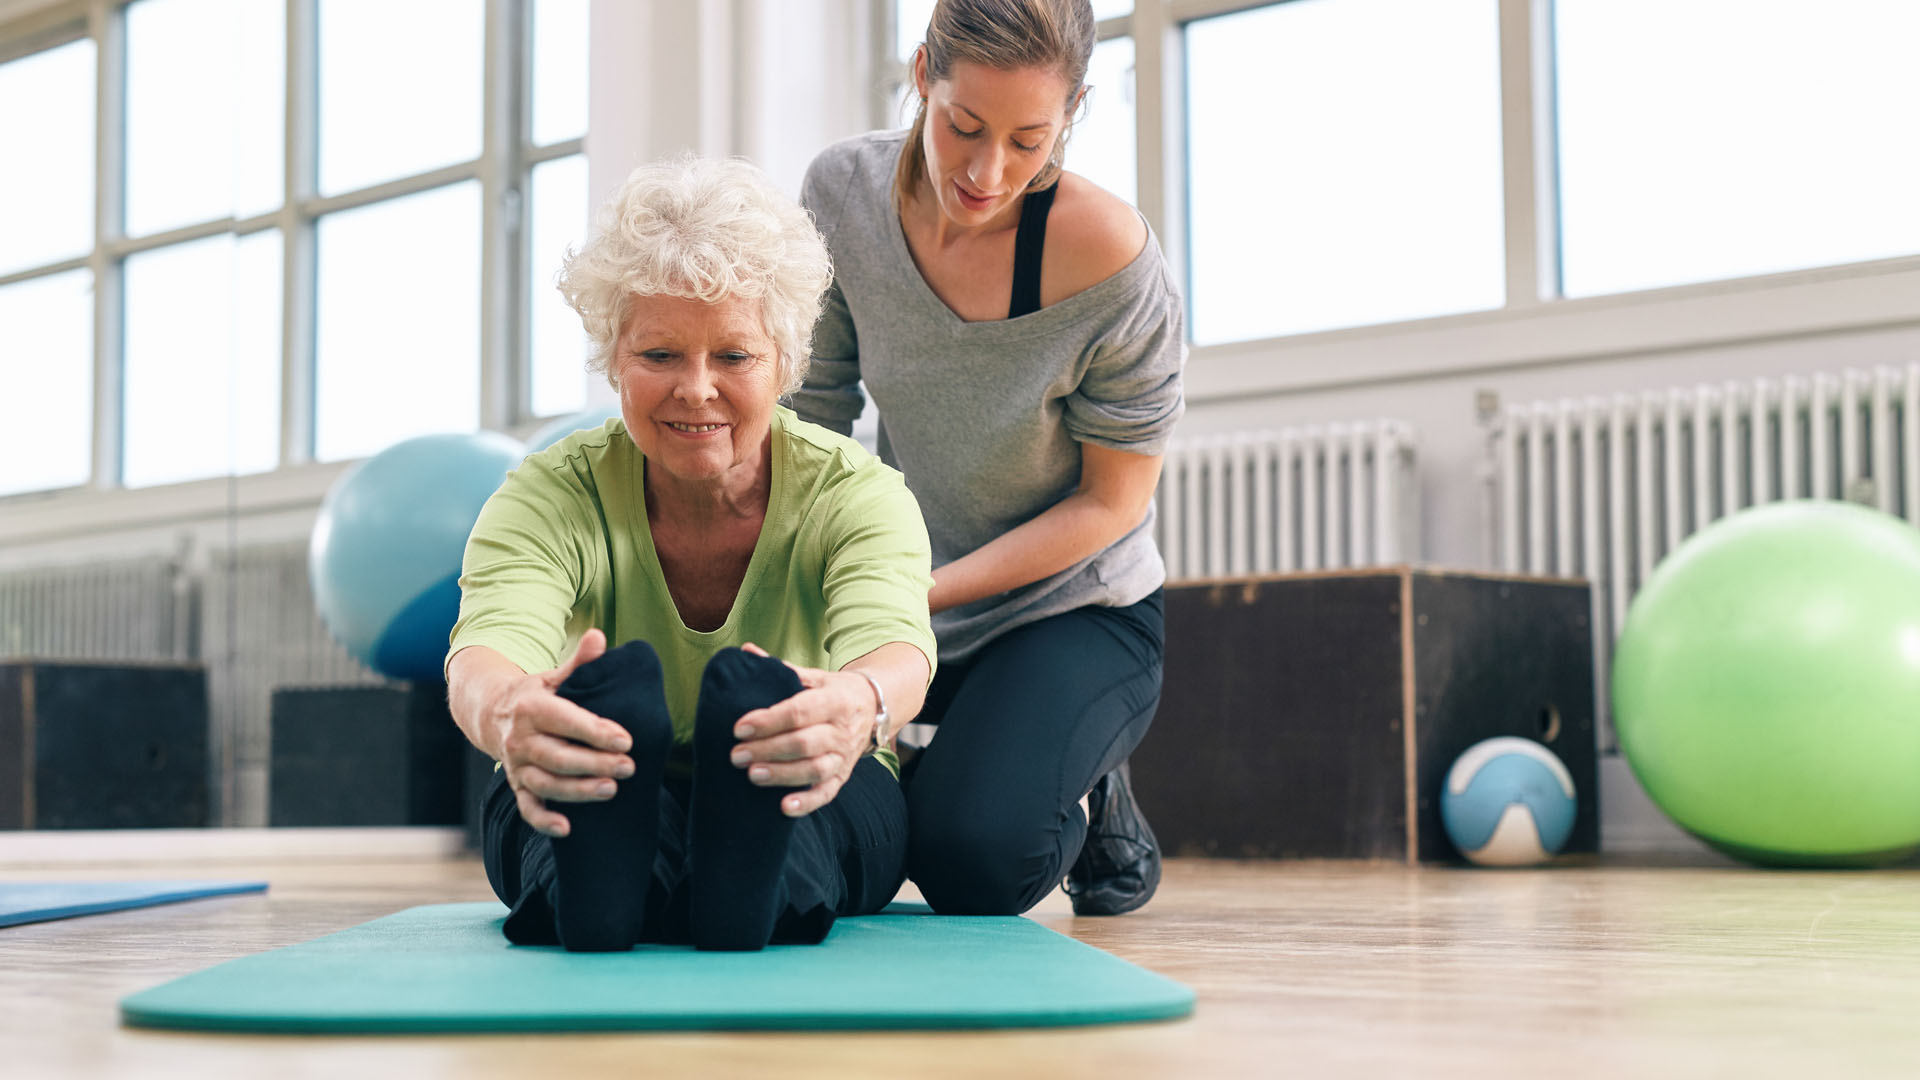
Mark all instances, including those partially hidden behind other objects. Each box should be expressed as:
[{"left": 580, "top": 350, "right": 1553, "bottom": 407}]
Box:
[
  {"left": 1092, "top": 1, "right": 1132, "bottom": 20},
  {"left": 318, "top": 0, "right": 483, "bottom": 196},
  {"left": 126, "top": 0, "right": 236, "bottom": 237},
  {"left": 1070, "top": 35, "right": 1134, "bottom": 207},
  {"left": 0, "top": 41, "right": 94, "bottom": 276},
  {"left": 530, "top": 155, "right": 590, "bottom": 418},
  {"left": 531, "top": 0, "right": 588, "bottom": 147},
  {"left": 0, "top": 271, "right": 93, "bottom": 496},
  {"left": 231, "top": 230, "right": 285, "bottom": 470},
  {"left": 895, "top": 0, "right": 935, "bottom": 64},
  {"left": 1186, "top": 0, "right": 1505, "bottom": 346},
  {"left": 1557, "top": 0, "right": 1920, "bottom": 298},
  {"left": 234, "top": 0, "right": 286, "bottom": 219},
  {"left": 122, "top": 233, "right": 281, "bottom": 488},
  {"left": 315, "top": 183, "right": 481, "bottom": 461}
]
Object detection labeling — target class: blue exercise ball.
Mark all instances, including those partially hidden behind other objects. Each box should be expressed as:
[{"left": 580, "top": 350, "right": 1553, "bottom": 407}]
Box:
[
  {"left": 525, "top": 405, "right": 622, "bottom": 454},
  {"left": 1440, "top": 737, "right": 1577, "bottom": 866},
  {"left": 310, "top": 431, "right": 525, "bottom": 682}
]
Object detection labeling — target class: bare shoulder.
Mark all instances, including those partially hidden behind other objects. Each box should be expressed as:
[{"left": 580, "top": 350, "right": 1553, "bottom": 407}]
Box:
[{"left": 1041, "top": 172, "right": 1149, "bottom": 305}]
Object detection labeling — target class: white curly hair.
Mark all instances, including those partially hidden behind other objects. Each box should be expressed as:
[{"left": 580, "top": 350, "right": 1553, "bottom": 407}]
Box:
[{"left": 557, "top": 155, "right": 832, "bottom": 396}]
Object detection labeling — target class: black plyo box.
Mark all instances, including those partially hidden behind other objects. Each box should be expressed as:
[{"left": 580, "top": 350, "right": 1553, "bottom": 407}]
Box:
[
  {"left": 269, "top": 684, "right": 467, "bottom": 827},
  {"left": 0, "top": 660, "right": 210, "bottom": 829},
  {"left": 1130, "top": 567, "right": 1599, "bottom": 863}
]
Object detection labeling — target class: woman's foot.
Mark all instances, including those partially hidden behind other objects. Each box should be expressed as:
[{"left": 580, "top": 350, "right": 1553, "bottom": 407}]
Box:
[
  {"left": 1064, "top": 762, "right": 1161, "bottom": 916},
  {"left": 549, "top": 640, "right": 673, "bottom": 951},
  {"left": 688, "top": 647, "right": 806, "bottom": 950}
]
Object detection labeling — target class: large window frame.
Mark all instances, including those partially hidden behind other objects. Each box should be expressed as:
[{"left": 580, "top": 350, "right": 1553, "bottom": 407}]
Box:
[
  {"left": 0, "top": 0, "right": 581, "bottom": 520},
  {"left": 878, "top": 0, "right": 1920, "bottom": 406}
]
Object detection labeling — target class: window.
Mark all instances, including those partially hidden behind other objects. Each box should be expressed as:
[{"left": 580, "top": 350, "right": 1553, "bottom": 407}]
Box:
[
  {"left": 1071, "top": 34, "right": 1136, "bottom": 207},
  {"left": 0, "top": 271, "right": 93, "bottom": 498},
  {"left": 0, "top": 39, "right": 94, "bottom": 277},
  {"left": 0, "top": 38, "right": 95, "bottom": 499},
  {"left": 123, "top": 232, "right": 283, "bottom": 488},
  {"left": 529, "top": 154, "right": 592, "bottom": 418},
  {"left": 0, "top": 0, "right": 588, "bottom": 498},
  {"left": 316, "top": 184, "right": 483, "bottom": 462},
  {"left": 125, "top": 0, "right": 236, "bottom": 237},
  {"left": 527, "top": 0, "right": 591, "bottom": 417},
  {"left": 1184, "top": 0, "right": 1506, "bottom": 346},
  {"left": 1555, "top": 0, "right": 1920, "bottom": 298},
  {"left": 316, "top": 0, "right": 484, "bottom": 197}
]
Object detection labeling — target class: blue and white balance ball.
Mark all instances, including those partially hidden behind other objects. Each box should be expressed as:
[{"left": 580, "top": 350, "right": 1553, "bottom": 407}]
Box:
[
  {"left": 1440, "top": 736, "right": 1577, "bottom": 866},
  {"left": 310, "top": 432, "right": 525, "bottom": 682}
]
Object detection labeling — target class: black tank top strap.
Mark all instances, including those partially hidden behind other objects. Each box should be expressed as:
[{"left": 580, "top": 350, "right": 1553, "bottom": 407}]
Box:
[{"left": 1008, "top": 183, "right": 1058, "bottom": 319}]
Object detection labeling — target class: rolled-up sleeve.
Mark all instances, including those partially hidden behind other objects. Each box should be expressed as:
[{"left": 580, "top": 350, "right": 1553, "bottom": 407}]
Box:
[
  {"left": 817, "top": 461, "right": 938, "bottom": 680},
  {"left": 445, "top": 462, "right": 593, "bottom": 678},
  {"left": 1062, "top": 268, "right": 1187, "bottom": 455}
]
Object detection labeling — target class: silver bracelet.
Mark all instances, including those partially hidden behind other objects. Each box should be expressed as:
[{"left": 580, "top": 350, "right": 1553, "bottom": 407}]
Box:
[{"left": 851, "top": 669, "right": 890, "bottom": 753}]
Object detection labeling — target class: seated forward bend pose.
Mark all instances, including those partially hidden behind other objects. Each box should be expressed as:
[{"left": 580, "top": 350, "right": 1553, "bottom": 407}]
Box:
[
  {"left": 446, "top": 156, "right": 936, "bottom": 952},
  {"left": 791, "top": 0, "right": 1185, "bottom": 917}
]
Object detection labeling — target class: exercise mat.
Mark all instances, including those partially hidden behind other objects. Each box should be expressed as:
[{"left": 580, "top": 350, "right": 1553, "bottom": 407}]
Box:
[
  {"left": 0, "top": 880, "right": 267, "bottom": 929},
  {"left": 122, "top": 901, "right": 1194, "bottom": 1032}
]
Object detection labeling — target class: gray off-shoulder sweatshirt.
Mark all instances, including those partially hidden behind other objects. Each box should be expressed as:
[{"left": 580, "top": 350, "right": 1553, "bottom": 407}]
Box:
[{"left": 790, "top": 130, "right": 1187, "bottom": 664}]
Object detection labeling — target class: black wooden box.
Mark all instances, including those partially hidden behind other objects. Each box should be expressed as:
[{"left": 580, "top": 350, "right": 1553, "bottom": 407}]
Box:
[
  {"left": 269, "top": 684, "right": 469, "bottom": 827},
  {"left": 0, "top": 660, "right": 210, "bottom": 829},
  {"left": 1130, "top": 567, "right": 1598, "bottom": 863}
]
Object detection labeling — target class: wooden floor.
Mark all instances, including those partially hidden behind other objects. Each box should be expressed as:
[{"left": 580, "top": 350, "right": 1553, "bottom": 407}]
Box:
[{"left": 7, "top": 844, "right": 1920, "bottom": 1078}]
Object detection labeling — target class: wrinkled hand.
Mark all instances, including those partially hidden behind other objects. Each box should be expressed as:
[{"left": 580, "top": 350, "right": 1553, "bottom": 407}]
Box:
[
  {"left": 489, "top": 628, "right": 635, "bottom": 838},
  {"left": 732, "top": 642, "right": 879, "bottom": 817}
]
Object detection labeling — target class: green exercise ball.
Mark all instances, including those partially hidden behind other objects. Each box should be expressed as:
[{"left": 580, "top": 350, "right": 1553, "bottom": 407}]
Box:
[{"left": 1613, "top": 500, "right": 1920, "bottom": 867}]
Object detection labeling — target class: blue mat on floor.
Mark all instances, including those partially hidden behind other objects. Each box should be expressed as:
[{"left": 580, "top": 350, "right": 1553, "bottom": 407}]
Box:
[
  {"left": 0, "top": 880, "right": 268, "bottom": 929},
  {"left": 121, "top": 901, "right": 1195, "bottom": 1032}
]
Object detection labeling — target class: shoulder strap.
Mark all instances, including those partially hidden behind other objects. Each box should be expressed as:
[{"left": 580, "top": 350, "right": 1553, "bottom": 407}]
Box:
[{"left": 1008, "top": 183, "right": 1058, "bottom": 319}]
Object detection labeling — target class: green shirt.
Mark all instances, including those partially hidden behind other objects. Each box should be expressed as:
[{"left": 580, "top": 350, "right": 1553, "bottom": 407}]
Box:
[{"left": 448, "top": 407, "right": 936, "bottom": 776}]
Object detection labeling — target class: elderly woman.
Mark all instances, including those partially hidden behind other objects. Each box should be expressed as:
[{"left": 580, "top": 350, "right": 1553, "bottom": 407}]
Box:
[{"left": 446, "top": 156, "right": 936, "bottom": 953}]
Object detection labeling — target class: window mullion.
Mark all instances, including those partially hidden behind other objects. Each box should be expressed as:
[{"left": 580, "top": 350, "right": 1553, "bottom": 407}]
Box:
[
  {"left": 479, "top": 0, "right": 523, "bottom": 431},
  {"left": 1499, "top": 0, "right": 1560, "bottom": 307},
  {"left": 280, "top": 0, "right": 316, "bottom": 469},
  {"left": 88, "top": 0, "right": 124, "bottom": 491},
  {"left": 1131, "top": 0, "right": 1186, "bottom": 300}
]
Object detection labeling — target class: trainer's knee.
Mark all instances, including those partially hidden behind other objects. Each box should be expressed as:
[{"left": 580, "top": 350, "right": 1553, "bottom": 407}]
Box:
[{"left": 906, "top": 813, "right": 1057, "bottom": 916}]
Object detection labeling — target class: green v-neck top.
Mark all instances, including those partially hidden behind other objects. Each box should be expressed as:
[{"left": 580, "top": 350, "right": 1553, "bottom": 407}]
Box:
[{"left": 448, "top": 408, "right": 936, "bottom": 774}]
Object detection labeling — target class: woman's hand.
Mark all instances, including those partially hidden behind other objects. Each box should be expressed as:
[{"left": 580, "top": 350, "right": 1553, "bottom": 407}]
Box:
[
  {"left": 482, "top": 629, "right": 636, "bottom": 838},
  {"left": 730, "top": 643, "right": 880, "bottom": 818}
]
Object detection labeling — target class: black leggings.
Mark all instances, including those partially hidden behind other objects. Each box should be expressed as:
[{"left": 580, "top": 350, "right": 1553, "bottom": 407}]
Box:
[
  {"left": 481, "top": 749, "right": 908, "bottom": 946},
  {"left": 906, "top": 591, "right": 1165, "bottom": 915}
]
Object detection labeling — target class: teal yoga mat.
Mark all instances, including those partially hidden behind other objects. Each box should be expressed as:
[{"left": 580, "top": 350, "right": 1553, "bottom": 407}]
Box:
[
  {"left": 122, "top": 902, "right": 1194, "bottom": 1032},
  {"left": 0, "top": 880, "right": 267, "bottom": 929}
]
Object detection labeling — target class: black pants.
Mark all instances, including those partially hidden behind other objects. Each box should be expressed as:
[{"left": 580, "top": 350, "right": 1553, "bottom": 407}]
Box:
[
  {"left": 906, "top": 591, "right": 1165, "bottom": 915},
  {"left": 481, "top": 754, "right": 908, "bottom": 946}
]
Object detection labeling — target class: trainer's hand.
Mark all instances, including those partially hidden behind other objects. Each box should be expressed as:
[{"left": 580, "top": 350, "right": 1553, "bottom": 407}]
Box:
[
  {"left": 731, "top": 643, "right": 877, "bottom": 818},
  {"left": 487, "top": 628, "right": 635, "bottom": 838}
]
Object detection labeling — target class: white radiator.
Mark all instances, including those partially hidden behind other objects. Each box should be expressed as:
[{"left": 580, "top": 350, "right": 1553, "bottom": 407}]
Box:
[
  {"left": 0, "top": 539, "right": 385, "bottom": 825},
  {"left": 1491, "top": 364, "right": 1920, "bottom": 742},
  {"left": 1156, "top": 421, "right": 1420, "bottom": 582}
]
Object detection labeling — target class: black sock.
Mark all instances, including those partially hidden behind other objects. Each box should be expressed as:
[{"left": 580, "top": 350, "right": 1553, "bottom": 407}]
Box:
[
  {"left": 689, "top": 647, "right": 805, "bottom": 951},
  {"left": 548, "top": 640, "right": 673, "bottom": 952}
]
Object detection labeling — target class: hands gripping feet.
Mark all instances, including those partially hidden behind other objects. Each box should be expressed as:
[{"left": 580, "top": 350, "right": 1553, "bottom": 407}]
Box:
[
  {"left": 689, "top": 647, "right": 806, "bottom": 951},
  {"left": 549, "top": 641, "right": 674, "bottom": 952}
]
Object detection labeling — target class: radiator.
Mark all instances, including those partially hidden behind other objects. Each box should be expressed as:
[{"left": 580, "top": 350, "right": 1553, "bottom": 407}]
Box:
[
  {"left": 0, "top": 539, "right": 385, "bottom": 825},
  {"left": 0, "top": 554, "right": 192, "bottom": 662},
  {"left": 1156, "top": 421, "right": 1420, "bottom": 582},
  {"left": 1491, "top": 364, "right": 1920, "bottom": 743}
]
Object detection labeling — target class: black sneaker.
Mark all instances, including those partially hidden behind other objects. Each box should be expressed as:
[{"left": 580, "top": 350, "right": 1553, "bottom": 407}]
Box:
[{"left": 1064, "top": 761, "right": 1162, "bottom": 916}]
